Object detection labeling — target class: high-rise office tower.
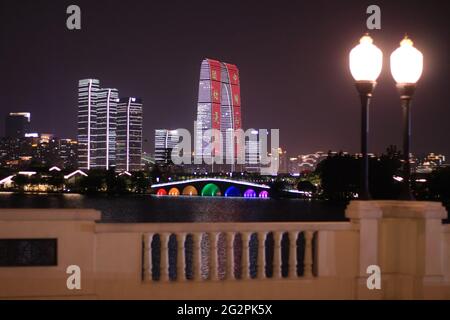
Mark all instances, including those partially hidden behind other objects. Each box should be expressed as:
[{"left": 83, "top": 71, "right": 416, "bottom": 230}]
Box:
[
  {"left": 95, "top": 88, "right": 119, "bottom": 170},
  {"left": 245, "top": 130, "right": 260, "bottom": 173},
  {"left": 154, "top": 129, "right": 180, "bottom": 165},
  {"left": 195, "top": 58, "right": 242, "bottom": 172},
  {"left": 77, "top": 79, "right": 99, "bottom": 170},
  {"left": 116, "top": 97, "right": 143, "bottom": 172},
  {"left": 5, "top": 112, "right": 31, "bottom": 138},
  {"left": 59, "top": 139, "right": 78, "bottom": 169}
]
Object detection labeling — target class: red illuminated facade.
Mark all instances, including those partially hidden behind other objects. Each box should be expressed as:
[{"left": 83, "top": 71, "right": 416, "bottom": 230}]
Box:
[{"left": 195, "top": 58, "right": 243, "bottom": 172}]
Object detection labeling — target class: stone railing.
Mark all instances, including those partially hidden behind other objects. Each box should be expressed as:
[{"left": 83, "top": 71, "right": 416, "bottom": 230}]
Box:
[
  {"left": 1, "top": 201, "right": 449, "bottom": 299},
  {"left": 138, "top": 223, "right": 351, "bottom": 283},
  {"left": 444, "top": 224, "right": 450, "bottom": 282}
]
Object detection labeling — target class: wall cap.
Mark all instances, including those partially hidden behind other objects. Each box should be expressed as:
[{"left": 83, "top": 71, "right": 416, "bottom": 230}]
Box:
[
  {"left": 345, "top": 201, "right": 383, "bottom": 219},
  {"left": 345, "top": 200, "right": 448, "bottom": 220},
  {"left": 0, "top": 209, "right": 101, "bottom": 221}
]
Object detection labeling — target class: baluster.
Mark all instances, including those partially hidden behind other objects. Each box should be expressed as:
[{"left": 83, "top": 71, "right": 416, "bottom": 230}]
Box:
[
  {"left": 160, "top": 233, "right": 170, "bottom": 281},
  {"left": 241, "top": 232, "right": 251, "bottom": 280},
  {"left": 273, "top": 231, "right": 283, "bottom": 279},
  {"left": 304, "top": 231, "right": 314, "bottom": 278},
  {"left": 177, "top": 233, "right": 186, "bottom": 282},
  {"left": 257, "top": 232, "right": 266, "bottom": 279},
  {"left": 192, "top": 233, "right": 202, "bottom": 281},
  {"left": 288, "top": 231, "right": 298, "bottom": 279},
  {"left": 142, "top": 233, "right": 153, "bottom": 281},
  {"left": 210, "top": 232, "right": 219, "bottom": 281},
  {"left": 226, "top": 232, "right": 234, "bottom": 280}
]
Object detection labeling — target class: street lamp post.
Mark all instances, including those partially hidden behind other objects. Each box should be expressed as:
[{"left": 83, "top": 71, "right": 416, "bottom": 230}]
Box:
[
  {"left": 349, "top": 34, "right": 383, "bottom": 200},
  {"left": 390, "top": 36, "right": 424, "bottom": 200}
]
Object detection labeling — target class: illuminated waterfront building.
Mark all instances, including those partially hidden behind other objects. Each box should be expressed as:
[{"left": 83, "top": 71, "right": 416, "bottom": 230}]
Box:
[
  {"left": 244, "top": 130, "right": 260, "bottom": 173},
  {"left": 195, "top": 58, "right": 242, "bottom": 172},
  {"left": 95, "top": 88, "right": 119, "bottom": 169},
  {"left": 77, "top": 79, "right": 100, "bottom": 170},
  {"left": 77, "top": 79, "right": 122, "bottom": 170},
  {"left": 116, "top": 97, "right": 143, "bottom": 172},
  {"left": 59, "top": 139, "right": 78, "bottom": 169},
  {"left": 154, "top": 129, "right": 180, "bottom": 165}
]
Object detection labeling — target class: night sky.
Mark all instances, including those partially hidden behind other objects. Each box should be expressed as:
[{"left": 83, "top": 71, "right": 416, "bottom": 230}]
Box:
[{"left": 1, "top": 0, "right": 449, "bottom": 157}]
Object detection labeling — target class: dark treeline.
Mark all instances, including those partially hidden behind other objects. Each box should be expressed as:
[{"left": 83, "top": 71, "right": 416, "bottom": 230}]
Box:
[{"left": 315, "top": 148, "right": 450, "bottom": 207}]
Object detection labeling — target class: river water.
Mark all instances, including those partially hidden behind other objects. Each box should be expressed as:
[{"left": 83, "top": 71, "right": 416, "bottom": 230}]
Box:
[{"left": 0, "top": 193, "right": 348, "bottom": 223}]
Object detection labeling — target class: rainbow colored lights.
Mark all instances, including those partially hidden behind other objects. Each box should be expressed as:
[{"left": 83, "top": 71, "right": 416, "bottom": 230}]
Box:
[
  {"left": 224, "top": 186, "right": 241, "bottom": 197},
  {"left": 155, "top": 184, "right": 269, "bottom": 198},
  {"left": 243, "top": 189, "right": 257, "bottom": 198},
  {"left": 259, "top": 190, "right": 269, "bottom": 198}
]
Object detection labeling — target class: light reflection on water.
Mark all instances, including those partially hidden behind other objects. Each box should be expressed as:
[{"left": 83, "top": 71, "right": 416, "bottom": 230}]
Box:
[{"left": 0, "top": 193, "right": 347, "bottom": 223}]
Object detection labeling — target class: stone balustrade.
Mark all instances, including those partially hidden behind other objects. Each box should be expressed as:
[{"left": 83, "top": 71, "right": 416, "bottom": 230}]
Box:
[
  {"left": 0, "top": 201, "right": 449, "bottom": 299},
  {"left": 140, "top": 227, "right": 324, "bottom": 282}
]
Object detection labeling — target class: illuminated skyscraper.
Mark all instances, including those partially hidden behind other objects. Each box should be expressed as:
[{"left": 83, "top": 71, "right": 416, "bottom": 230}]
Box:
[
  {"left": 5, "top": 112, "right": 31, "bottom": 138},
  {"left": 245, "top": 130, "right": 260, "bottom": 173},
  {"left": 95, "top": 88, "right": 119, "bottom": 170},
  {"left": 195, "top": 58, "right": 242, "bottom": 172},
  {"left": 154, "top": 129, "right": 180, "bottom": 165},
  {"left": 116, "top": 97, "right": 143, "bottom": 172},
  {"left": 77, "top": 79, "right": 99, "bottom": 170}
]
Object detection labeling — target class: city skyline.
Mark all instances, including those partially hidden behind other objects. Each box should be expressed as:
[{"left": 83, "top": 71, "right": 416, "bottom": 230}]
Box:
[{"left": 0, "top": 0, "right": 449, "bottom": 157}]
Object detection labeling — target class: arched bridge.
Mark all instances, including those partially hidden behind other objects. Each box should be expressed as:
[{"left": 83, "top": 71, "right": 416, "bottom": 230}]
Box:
[{"left": 151, "top": 178, "right": 270, "bottom": 198}]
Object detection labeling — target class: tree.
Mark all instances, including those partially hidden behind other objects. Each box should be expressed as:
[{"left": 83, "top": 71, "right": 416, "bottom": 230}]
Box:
[
  {"left": 131, "top": 171, "right": 149, "bottom": 194},
  {"left": 297, "top": 180, "right": 317, "bottom": 193},
  {"left": 269, "top": 179, "right": 288, "bottom": 199},
  {"left": 47, "top": 172, "right": 65, "bottom": 191},
  {"left": 315, "top": 153, "right": 358, "bottom": 201},
  {"left": 12, "top": 174, "right": 30, "bottom": 192},
  {"left": 79, "top": 170, "right": 105, "bottom": 193},
  {"left": 315, "top": 147, "right": 404, "bottom": 201},
  {"left": 429, "top": 167, "right": 450, "bottom": 202}
]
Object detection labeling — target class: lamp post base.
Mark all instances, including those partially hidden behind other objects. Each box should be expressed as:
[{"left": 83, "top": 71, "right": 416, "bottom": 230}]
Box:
[
  {"left": 397, "top": 83, "right": 416, "bottom": 201},
  {"left": 355, "top": 80, "right": 376, "bottom": 201}
]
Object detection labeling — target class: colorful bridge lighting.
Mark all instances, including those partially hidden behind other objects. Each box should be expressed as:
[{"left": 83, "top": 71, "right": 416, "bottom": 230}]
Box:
[
  {"left": 259, "top": 190, "right": 269, "bottom": 198},
  {"left": 201, "top": 183, "right": 221, "bottom": 197},
  {"left": 224, "top": 186, "right": 241, "bottom": 197},
  {"left": 156, "top": 188, "right": 167, "bottom": 196},
  {"left": 168, "top": 188, "right": 180, "bottom": 196},
  {"left": 182, "top": 185, "right": 198, "bottom": 196},
  {"left": 244, "top": 189, "right": 257, "bottom": 198}
]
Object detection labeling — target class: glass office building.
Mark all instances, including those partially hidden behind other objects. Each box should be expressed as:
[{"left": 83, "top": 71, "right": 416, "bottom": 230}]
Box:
[
  {"left": 95, "top": 88, "right": 119, "bottom": 170},
  {"left": 195, "top": 58, "right": 242, "bottom": 172},
  {"left": 77, "top": 79, "right": 100, "bottom": 170},
  {"left": 116, "top": 97, "right": 143, "bottom": 172}
]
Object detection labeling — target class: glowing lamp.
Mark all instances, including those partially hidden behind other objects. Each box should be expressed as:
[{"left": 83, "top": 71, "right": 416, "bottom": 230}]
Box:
[
  {"left": 349, "top": 34, "right": 383, "bottom": 82},
  {"left": 390, "top": 36, "right": 423, "bottom": 85}
]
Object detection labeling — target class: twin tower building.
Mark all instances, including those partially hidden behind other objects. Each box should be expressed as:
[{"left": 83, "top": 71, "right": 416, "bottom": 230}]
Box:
[{"left": 77, "top": 79, "right": 143, "bottom": 172}]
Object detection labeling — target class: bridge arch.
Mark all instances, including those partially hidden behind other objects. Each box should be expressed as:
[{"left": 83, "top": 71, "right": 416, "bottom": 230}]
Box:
[
  {"left": 201, "top": 183, "right": 221, "bottom": 197},
  {"left": 259, "top": 190, "right": 269, "bottom": 198},
  {"left": 182, "top": 185, "right": 198, "bottom": 196},
  {"left": 168, "top": 187, "right": 180, "bottom": 196},
  {"left": 224, "top": 186, "right": 241, "bottom": 197},
  {"left": 156, "top": 188, "right": 167, "bottom": 196},
  {"left": 244, "top": 189, "right": 257, "bottom": 198}
]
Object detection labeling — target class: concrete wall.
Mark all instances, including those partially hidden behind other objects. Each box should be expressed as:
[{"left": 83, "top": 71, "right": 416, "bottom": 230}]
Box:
[
  {"left": 0, "top": 201, "right": 449, "bottom": 300},
  {"left": 0, "top": 209, "right": 98, "bottom": 299}
]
